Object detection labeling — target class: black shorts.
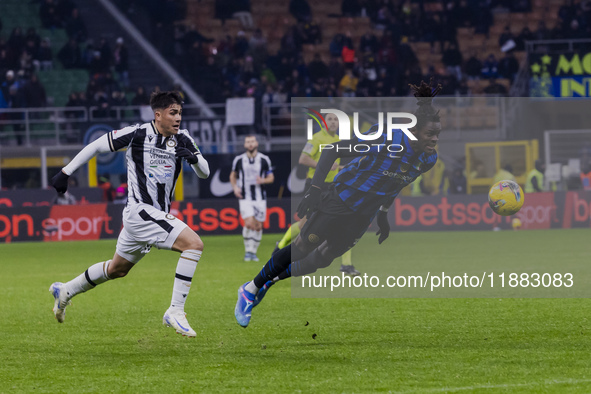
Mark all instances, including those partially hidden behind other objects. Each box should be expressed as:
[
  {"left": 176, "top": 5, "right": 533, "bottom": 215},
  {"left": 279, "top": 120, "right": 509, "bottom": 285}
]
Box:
[{"left": 298, "top": 185, "right": 373, "bottom": 256}]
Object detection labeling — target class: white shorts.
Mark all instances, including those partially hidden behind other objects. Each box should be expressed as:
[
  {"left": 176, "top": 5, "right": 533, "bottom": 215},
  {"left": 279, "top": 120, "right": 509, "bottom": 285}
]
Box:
[
  {"left": 239, "top": 199, "right": 267, "bottom": 223},
  {"left": 116, "top": 203, "right": 188, "bottom": 264}
]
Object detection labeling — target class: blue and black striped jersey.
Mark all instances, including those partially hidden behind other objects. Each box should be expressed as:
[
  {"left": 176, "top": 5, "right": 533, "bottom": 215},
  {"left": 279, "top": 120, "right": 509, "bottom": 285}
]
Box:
[{"left": 332, "top": 126, "right": 437, "bottom": 214}]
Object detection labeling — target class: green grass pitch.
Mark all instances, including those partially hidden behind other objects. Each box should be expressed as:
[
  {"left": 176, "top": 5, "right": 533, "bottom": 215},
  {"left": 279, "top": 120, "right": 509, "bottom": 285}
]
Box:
[{"left": 1, "top": 229, "right": 591, "bottom": 393}]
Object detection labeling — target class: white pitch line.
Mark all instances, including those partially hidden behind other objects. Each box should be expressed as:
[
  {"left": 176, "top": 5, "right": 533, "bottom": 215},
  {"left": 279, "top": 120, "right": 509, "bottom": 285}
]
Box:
[{"left": 396, "top": 378, "right": 591, "bottom": 393}]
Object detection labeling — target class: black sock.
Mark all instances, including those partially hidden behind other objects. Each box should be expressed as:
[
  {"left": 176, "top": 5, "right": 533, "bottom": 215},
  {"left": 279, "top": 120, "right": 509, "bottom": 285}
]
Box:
[
  {"left": 253, "top": 244, "right": 308, "bottom": 287},
  {"left": 291, "top": 249, "right": 333, "bottom": 277}
]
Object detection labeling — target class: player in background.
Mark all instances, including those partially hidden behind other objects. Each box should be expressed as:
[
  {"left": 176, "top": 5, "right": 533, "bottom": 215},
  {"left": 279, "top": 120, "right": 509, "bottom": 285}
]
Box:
[
  {"left": 275, "top": 113, "right": 359, "bottom": 276},
  {"left": 235, "top": 80, "right": 442, "bottom": 327},
  {"left": 230, "top": 135, "right": 274, "bottom": 262},
  {"left": 49, "top": 91, "right": 210, "bottom": 338}
]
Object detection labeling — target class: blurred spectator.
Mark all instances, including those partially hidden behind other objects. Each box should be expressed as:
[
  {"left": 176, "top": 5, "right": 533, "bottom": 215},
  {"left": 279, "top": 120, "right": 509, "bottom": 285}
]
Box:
[
  {"left": 481, "top": 54, "right": 499, "bottom": 79},
  {"left": 341, "top": 35, "right": 355, "bottom": 65},
  {"left": 92, "top": 88, "right": 110, "bottom": 118},
  {"left": 36, "top": 38, "right": 53, "bottom": 71},
  {"left": 97, "top": 38, "right": 113, "bottom": 71},
  {"left": 58, "top": 39, "right": 82, "bottom": 69},
  {"left": 248, "top": 29, "right": 268, "bottom": 71},
  {"left": 65, "top": 8, "right": 87, "bottom": 43},
  {"left": 473, "top": 1, "right": 493, "bottom": 36},
  {"left": 498, "top": 52, "right": 519, "bottom": 83},
  {"left": 1, "top": 70, "right": 17, "bottom": 99},
  {"left": 89, "top": 51, "right": 109, "bottom": 76},
  {"left": 40, "top": 0, "right": 61, "bottom": 29},
  {"left": 449, "top": 168, "right": 467, "bottom": 194},
  {"left": 483, "top": 79, "right": 507, "bottom": 94},
  {"left": 289, "top": 0, "right": 312, "bottom": 22},
  {"left": 24, "top": 73, "right": 47, "bottom": 108},
  {"left": 464, "top": 52, "right": 482, "bottom": 79},
  {"left": 25, "top": 28, "right": 41, "bottom": 55},
  {"left": 308, "top": 53, "right": 329, "bottom": 83},
  {"left": 580, "top": 160, "right": 591, "bottom": 191},
  {"left": 516, "top": 26, "right": 534, "bottom": 51},
  {"left": 131, "top": 86, "right": 149, "bottom": 105},
  {"left": 493, "top": 164, "right": 515, "bottom": 184},
  {"left": 6, "top": 84, "right": 26, "bottom": 145},
  {"left": 525, "top": 160, "right": 545, "bottom": 193},
  {"left": 98, "top": 176, "right": 116, "bottom": 202},
  {"left": 339, "top": 68, "right": 358, "bottom": 97},
  {"left": 65, "top": 91, "right": 81, "bottom": 118},
  {"left": 8, "top": 28, "right": 25, "bottom": 57},
  {"left": 301, "top": 20, "right": 322, "bottom": 45},
  {"left": 113, "top": 186, "right": 128, "bottom": 204},
  {"left": 359, "top": 30, "right": 378, "bottom": 54},
  {"left": 342, "top": 0, "right": 362, "bottom": 17},
  {"left": 534, "top": 21, "right": 551, "bottom": 41},
  {"left": 234, "top": 30, "right": 250, "bottom": 59},
  {"left": 442, "top": 43, "right": 463, "bottom": 81},
  {"left": 498, "top": 26, "right": 515, "bottom": 49},
  {"left": 113, "top": 37, "right": 129, "bottom": 89}
]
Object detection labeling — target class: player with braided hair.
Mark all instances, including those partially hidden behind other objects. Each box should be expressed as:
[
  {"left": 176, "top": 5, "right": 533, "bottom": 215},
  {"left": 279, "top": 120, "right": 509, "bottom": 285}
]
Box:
[{"left": 235, "top": 79, "right": 443, "bottom": 327}]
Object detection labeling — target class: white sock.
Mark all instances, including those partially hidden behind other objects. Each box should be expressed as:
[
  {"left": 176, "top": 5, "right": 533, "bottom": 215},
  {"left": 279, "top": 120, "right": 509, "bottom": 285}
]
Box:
[
  {"left": 251, "top": 229, "right": 262, "bottom": 254},
  {"left": 242, "top": 227, "right": 250, "bottom": 253},
  {"left": 170, "top": 250, "right": 201, "bottom": 310},
  {"left": 65, "top": 260, "right": 112, "bottom": 297},
  {"left": 245, "top": 280, "right": 259, "bottom": 294}
]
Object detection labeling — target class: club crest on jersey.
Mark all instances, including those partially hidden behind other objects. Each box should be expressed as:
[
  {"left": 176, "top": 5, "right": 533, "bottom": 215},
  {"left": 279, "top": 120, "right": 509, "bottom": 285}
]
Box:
[
  {"left": 399, "top": 163, "right": 411, "bottom": 172},
  {"left": 308, "top": 234, "right": 320, "bottom": 243},
  {"left": 165, "top": 214, "right": 175, "bottom": 220},
  {"left": 166, "top": 139, "right": 177, "bottom": 148}
]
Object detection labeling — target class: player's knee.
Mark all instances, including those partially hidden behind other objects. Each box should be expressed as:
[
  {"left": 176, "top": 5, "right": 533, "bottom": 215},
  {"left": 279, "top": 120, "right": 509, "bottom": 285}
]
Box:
[
  {"left": 187, "top": 237, "right": 204, "bottom": 252},
  {"left": 109, "top": 265, "right": 131, "bottom": 278}
]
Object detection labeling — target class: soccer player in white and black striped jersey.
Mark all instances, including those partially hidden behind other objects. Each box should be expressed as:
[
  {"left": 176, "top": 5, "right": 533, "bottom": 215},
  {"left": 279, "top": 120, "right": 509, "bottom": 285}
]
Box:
[
  {"left": 49, "top": 91, "right": 210, "bottom": 338},
  {"left": 230, "top": 135, "right": 274, "bottom": 262}
]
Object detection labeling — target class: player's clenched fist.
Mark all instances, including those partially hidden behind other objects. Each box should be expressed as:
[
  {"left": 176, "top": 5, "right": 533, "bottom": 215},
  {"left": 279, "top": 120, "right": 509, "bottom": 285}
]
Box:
[
  {"left": 297, "top": 185, "right": 322, "bottom": 218},
  {"left": 175, "top": 146, "right": 199, "bottom": 164},
  {"left": 51, "top": 170, "right": 70, "bottom": 193}
]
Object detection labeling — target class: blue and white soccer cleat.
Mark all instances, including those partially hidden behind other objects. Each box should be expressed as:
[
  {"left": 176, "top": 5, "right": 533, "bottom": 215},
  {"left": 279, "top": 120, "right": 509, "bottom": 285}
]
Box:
[
  {"left": 250, "top": 254, "right": 260, "bottom": 262},
  {"left": 235, "top": 282, "right": 256, "bottom": 327},
  {"left": 163, "top": 308, "right": 196, "bottom": 337},
  {"left": 253, "top": 280, "right": 274, "bottom": 307},
  {"left": 244, "top": 252, "right": 252, "bottom": 262},
  {"left": 49, "top": 282, "right": 72, "bottom": 323}
]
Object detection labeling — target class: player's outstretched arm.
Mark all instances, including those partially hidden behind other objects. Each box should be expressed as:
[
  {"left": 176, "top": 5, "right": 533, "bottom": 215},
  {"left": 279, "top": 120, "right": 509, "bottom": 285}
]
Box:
[
  {"left": 51, "top": 135, "right": 112, "bottom": 193},
  {"left": 191, "top": 154, "right": 210, "bottom": 179}
]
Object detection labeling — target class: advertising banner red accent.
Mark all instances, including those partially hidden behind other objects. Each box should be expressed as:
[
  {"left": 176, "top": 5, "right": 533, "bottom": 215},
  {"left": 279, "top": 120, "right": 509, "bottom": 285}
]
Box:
[{"left": 0, "top": 192, "right": 590, "bottom": 243}]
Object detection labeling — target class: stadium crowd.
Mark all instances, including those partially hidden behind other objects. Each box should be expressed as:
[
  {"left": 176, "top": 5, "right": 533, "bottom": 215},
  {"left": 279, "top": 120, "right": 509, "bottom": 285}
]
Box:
[{"left": 2, "top": 0, "right": 591, "bottom": 112}]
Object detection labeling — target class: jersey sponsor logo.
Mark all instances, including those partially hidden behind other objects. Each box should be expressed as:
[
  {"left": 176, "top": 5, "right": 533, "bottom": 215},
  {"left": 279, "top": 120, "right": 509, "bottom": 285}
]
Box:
[
  {"left": 148, "top": 172, "right": 173, "bottom": 183},
  {"left": 210, "top": 169, "right": 234, "bottom": 197},
  {"left": 149, "top": 148, "right": 174, "bottom": 165},
  {"left": 302, "top": 142, "right": 314, "bottom": 154}
]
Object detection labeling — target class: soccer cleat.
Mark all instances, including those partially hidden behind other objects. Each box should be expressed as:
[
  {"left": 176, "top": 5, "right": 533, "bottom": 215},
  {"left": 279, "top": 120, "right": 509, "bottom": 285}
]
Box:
[
  {"left": 251, "top": 254, "right": 260, "bottom": 262},
  {"left": 163, "top": 308, "right": 196, "bottom": 337},
  {"left": 340, "top": 264, "right": 361, "bottom": 276},
  {"left": 235, "top": 282, "right": 256, "bottom": 328},
  {"left": 49, "top": 282, "right": 72, "bottom": 323},
  {"left": 253, "top": 280, "right": 274, "bottom": 307},
  {"left": 244, "top": 252, "right": 252, "bottom": 262}
]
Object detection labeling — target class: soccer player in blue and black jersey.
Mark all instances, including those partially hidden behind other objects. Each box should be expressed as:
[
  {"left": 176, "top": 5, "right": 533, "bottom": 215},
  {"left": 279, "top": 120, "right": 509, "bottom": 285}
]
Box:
[{"left": 235, "top": 80, "right": 443, "bottom": 327}]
